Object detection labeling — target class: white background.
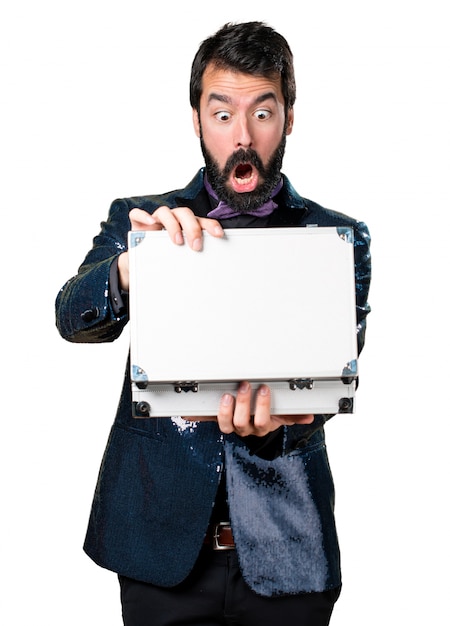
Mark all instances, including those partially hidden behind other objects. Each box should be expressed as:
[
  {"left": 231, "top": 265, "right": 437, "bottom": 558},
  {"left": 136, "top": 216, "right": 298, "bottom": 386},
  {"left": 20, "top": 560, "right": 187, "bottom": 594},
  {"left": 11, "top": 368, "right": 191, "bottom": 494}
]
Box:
[{"left": 1, "top": 1, "right": 449, "bottom": 624}]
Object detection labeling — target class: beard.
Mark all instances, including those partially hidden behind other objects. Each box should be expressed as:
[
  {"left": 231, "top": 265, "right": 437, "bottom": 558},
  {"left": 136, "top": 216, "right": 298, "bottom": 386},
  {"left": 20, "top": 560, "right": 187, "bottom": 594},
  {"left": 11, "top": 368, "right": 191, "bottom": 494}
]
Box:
[{"left": 200, "top": 132, "right": 287, "bottom": 214}]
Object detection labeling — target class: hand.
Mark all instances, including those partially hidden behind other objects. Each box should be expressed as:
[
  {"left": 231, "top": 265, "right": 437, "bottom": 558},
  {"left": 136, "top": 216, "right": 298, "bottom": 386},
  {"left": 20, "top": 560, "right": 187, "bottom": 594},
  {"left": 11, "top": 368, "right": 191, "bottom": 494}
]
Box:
[
  {"left": 216, "top": 381, "right": 314, "bottom": 437},
  {"left": 118, "top": 206, "right": 224, "bottom": 290}
]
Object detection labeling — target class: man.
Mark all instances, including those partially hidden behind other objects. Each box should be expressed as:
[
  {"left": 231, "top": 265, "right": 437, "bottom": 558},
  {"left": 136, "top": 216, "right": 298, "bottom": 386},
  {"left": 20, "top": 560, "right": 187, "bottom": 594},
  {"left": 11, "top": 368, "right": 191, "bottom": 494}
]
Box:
[{"left": 56, "top": 21, "right": 371, "bottom": 626}]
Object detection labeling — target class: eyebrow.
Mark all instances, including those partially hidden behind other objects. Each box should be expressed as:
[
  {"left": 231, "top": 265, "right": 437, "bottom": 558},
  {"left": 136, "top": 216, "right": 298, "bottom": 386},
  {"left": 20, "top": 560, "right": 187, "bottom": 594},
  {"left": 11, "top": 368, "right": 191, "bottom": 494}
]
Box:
[{"left": 207, "top": 92, "right": 278, "bottom": 106}]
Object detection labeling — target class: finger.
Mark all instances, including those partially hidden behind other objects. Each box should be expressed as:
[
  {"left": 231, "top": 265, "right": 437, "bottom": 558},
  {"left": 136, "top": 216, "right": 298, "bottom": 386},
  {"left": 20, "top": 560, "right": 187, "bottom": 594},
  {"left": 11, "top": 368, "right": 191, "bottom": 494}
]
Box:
[
  {"left": 293, "top": 413, "right": 314, "bottom": 424},
  {"left": 231, "top": 381, "right": 254, "bottom": 433},
  {"left": 252, "top": 385, "right": 273, "bottom": 434},
  {"left": 216, "top": 393, "right": 236, "bottom": 434},
  {"left": 169, "top": 209, "right": 224, "bottom": 250},
  {"left": 294, "top": 413, "right": 314, "bottom": 424},
  {"left": 129, "top": 208, "right": 158, "bottom": 231},
  {"left": 182, "top": 416, "right": 218, "bottom": 422},
  {"left": 170, "top": 206, "right": 208, "bottom": 250},
  {"left": 198, "top": 217, "right": 224, "bottom": 239},
  {"left": 151, "top": 206, "right": 185, "bottom": 245},
  {"left": 272, "top": 414, "right": 315, "bottom": 427}
]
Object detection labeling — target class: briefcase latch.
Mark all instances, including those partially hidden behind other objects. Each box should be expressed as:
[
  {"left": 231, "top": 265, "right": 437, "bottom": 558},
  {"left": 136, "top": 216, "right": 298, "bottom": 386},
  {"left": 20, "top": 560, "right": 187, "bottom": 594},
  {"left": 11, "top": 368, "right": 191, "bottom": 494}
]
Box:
[
  {"left": 173, "top": 382, "right": 199, "bottom": 393},
  {"left": 288, "top": 378, "right": 314, "bottom": 391}
]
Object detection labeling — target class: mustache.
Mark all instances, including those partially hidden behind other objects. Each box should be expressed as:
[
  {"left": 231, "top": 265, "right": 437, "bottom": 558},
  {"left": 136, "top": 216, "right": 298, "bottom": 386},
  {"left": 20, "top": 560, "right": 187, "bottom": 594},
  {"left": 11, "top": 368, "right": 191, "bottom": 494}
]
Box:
[{"left": 222, "top": 148, "right": 265, "bottom": 177}]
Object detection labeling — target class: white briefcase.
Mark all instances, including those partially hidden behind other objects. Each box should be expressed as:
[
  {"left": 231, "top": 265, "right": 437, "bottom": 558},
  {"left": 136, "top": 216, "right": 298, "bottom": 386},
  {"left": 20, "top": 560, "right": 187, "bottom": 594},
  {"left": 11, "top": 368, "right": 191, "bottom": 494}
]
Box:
[{"left": 128, "top": 227, "right": 358, "bottom": 417}]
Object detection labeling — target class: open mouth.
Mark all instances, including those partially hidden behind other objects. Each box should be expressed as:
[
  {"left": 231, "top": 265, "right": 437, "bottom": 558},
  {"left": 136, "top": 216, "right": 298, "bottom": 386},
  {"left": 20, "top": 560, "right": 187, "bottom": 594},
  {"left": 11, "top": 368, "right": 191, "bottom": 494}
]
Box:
[
  {"left": 230, "top": 162, "right": 259, "bottom": 193},
  {"left": 234, "top": 163, "right": 254, "bottom": 185}
]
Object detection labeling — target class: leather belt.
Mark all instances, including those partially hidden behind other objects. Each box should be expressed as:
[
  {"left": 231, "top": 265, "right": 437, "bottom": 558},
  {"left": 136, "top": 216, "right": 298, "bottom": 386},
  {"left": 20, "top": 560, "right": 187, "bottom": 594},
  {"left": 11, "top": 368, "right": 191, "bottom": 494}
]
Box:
[{"left": 204, "top": 522, "right": 235, "bottom": 550}]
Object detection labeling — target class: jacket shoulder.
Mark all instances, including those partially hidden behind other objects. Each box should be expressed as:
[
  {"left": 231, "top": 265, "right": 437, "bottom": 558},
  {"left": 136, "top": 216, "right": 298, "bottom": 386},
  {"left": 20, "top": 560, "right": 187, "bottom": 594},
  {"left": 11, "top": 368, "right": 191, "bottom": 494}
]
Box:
[
  {"left": 116, "top": 169, "right": 205, "bottom": 212},
  {"left": 281, "top": 175, "right": 370, "bottom": 239}
]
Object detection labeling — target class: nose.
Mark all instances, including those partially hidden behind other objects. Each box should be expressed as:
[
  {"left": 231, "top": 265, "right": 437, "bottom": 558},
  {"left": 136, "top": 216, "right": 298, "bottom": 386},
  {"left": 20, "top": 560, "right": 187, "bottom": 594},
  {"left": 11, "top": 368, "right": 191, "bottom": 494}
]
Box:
[{"left": 234, "top": 116, "right": 253, "bottom": 149}]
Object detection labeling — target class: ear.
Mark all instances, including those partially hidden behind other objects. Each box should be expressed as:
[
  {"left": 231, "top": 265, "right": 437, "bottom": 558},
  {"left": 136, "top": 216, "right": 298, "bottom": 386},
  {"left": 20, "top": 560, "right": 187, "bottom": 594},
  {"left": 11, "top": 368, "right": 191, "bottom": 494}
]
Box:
[
  {"left": 286, "top": 107, "right": 294, "bottom": 135},
  {"left": 192, "top": 108, "right": 201, "bottom": 138}
]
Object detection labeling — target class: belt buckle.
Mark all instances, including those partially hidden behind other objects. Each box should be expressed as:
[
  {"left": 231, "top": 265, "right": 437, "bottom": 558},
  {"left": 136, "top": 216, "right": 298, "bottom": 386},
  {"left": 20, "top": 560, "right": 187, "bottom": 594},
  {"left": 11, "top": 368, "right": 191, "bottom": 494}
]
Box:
[{"left": 213, "top": 522, "right": 232, "bottom": 551}]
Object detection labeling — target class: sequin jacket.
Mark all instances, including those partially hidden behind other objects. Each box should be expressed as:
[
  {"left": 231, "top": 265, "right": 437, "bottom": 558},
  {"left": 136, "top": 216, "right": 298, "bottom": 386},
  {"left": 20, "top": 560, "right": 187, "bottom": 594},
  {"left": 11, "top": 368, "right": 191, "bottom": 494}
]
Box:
[{"left": 55, "top": 169, "right": 371, "bottom": 596}]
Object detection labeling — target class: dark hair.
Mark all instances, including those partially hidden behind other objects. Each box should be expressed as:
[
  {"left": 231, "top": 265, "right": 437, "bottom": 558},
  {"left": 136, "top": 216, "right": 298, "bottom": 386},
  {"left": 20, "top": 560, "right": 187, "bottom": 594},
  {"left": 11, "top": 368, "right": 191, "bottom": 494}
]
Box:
[{"left": 190, "top": 21, "right": 296, "bottom": 112}]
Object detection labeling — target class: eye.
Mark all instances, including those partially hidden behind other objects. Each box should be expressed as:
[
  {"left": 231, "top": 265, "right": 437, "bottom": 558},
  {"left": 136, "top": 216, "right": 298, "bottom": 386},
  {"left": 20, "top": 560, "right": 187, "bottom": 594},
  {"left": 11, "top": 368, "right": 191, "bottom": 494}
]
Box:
[
  {"left": 214, "top": 111, "right": 231, "bottom": 122},
  {"left": 254, "top": 109, "right": 271, "bottom": 120}
]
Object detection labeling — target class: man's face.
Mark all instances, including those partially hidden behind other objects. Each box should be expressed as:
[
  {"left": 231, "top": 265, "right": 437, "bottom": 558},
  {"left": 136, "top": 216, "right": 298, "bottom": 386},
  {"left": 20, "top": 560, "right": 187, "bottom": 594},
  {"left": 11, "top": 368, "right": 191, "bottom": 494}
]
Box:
[{"left": 193, "top": 65, "right": 294, "bottom": 212}]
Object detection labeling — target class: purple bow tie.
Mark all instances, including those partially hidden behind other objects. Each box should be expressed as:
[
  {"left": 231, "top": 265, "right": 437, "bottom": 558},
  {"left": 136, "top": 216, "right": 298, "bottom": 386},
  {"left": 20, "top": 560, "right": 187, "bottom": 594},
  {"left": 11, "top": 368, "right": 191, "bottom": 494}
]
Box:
[{"left": 204, "top": 178, "right": 283, "bottom": 220}]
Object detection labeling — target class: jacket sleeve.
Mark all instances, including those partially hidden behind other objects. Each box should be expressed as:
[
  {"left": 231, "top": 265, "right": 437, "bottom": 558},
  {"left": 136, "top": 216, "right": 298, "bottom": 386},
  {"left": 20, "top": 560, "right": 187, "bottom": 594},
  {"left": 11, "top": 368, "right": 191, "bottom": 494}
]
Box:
[
  {"left": 353, "top": 220, "right": 372, "bottom": 356},
  {"left": 55, "top": 199, "right": 131, "bottom": 343}
]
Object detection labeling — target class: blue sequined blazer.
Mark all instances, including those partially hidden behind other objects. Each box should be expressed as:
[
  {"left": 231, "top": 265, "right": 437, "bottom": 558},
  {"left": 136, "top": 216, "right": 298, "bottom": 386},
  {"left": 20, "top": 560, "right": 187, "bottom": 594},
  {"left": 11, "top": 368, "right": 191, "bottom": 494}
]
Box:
[{"left": 55, "top": 169, "right": 371, "bottom": 596}]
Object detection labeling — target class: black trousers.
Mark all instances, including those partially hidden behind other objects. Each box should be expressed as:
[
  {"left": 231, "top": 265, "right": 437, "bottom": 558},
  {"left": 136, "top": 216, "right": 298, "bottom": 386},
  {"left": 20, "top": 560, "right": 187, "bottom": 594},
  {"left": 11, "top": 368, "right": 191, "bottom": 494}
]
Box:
[{"left": 119, "top": 547, "right": 340, "bottom": 626}]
